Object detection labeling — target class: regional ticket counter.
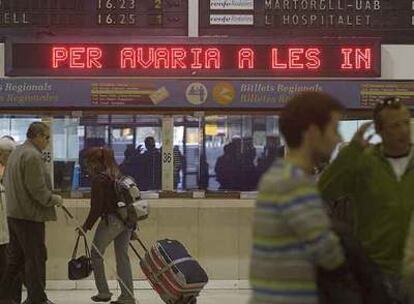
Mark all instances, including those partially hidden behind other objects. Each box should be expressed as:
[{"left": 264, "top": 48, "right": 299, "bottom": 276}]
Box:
[{"left": 2, "top": 77, "right": 413, "bottom": 284}]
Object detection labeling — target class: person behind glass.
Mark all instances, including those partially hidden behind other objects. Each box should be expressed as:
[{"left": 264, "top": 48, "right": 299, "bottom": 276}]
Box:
[
  {"left": 119, "top": 144, "right": 138, "bottom": 180},
  {"left": 249, "top": 92, "right": 346, "bottom": 304},
  {"left": 80, "top": 147, "right": 135, "bottom": 304},
  {"left": 215, "top": 141, "right": 242, "bottom": 190},
  {"left": 0, "top": 122, "right": 63, "bottom": 304},
  {"left": 140, "top": 137, "right": 161, "bottom": 190},
  {"left": 173, "top": 145, "right": 183, "bottom": 189},
  {"left": 319, "top": 97, "right": 413, "bottom": 304},
  {"left": 240, "top": 137, "right": 258, "bottom": 191},
  {"left": 0, "top": 137, "right": 16, "bottom": 287},
  {"left": 214, "top": 143, "right": 234, "bottom": 190},
  {"left": 198, "top": 152, "right": 209, "bottom": 190},
  {"left": 257, "top": 135, "right": 285, "bottom": 177}
]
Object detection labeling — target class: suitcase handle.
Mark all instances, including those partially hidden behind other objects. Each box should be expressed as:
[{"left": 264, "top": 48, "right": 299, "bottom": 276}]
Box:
[
  {"left": 61, "top": 205, "right": 74, "bottom": 219},
  {"left": 129, "top": 243, "right": 142, "bottom": 260},
  {"left": 129, "top": 236, "right": 148, "bottom": 261},
  {"left": 151, "top": 257, "right": 195, "bottom": 282}
]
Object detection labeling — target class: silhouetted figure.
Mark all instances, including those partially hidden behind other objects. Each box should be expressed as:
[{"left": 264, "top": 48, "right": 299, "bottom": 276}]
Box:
[
  {"left": 140, "top": 137, "right": 161, "bottom": 190},
  {"left": 119, "top": 144, "right": 136, "bottom": 174},
  {"left": 173, "top": 146, "right": 183, "bottom": 189},
  {"left": 119, "top": 144, "right": 144, "bottom": 186},
  {"left": 240, "top": 137, "right": 258, "bottom": 191},
  {"left": 215, "top": 142, "right": 241, "bottom": 190},
  {"left": 198, "top": 152, "right": 209, "bottom": 190},
  {"left": 257, "top": 136, "right": 285, "bottom": 178}
]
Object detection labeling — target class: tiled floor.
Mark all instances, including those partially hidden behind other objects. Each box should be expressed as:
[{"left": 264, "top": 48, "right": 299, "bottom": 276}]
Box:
[{"left": 30, "top": 290, "right": 251, "bottom": 304}]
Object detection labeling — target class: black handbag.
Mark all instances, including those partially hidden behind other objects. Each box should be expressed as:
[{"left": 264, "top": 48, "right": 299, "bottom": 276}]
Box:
[{"left": 68, "top": 233, "right": 93, "bottom": 280}]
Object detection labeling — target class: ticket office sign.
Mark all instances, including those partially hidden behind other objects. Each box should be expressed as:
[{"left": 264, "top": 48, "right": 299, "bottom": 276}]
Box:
[
  {"left": 0, "top": 79, "right": 413, "bottom": 110},
  {"left": 6, "top": 38, "right": 380, "bottom": 77},
  {"left": 200, "top": 0, "right": 414, "bottom": 43}
]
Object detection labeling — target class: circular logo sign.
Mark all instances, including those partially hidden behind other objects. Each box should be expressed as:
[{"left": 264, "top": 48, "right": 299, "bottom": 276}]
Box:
[
  {"left": 212, "top": 82, "right": 236, "bottom": 105},
  {"left": 186, "top": 82, "right": 208, "bottom": 105}
]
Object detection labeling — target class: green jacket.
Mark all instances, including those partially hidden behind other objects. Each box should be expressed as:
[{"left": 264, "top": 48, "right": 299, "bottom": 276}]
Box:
[{"left": 319, "top": 141, "right": 414, "bottom": 275}]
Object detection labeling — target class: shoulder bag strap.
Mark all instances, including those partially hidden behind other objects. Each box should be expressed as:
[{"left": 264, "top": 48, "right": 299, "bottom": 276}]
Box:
[
  {"left": 81, "top": 234, "right": 91, "bottom": 258},
  {"left": 72, "top": 234, "right": 81, "bottom": 259}
]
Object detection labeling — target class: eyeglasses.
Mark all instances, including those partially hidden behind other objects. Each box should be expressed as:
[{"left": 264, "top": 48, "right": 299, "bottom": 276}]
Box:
[
  {"left": 377, "top": 97, "right": 401, "bottom": 106},
  {"left": 374, "top": 97, "right": 402, "bottom": 114},
  {"left": 375, "top": 97, "right": 401, "bottom": 109}
]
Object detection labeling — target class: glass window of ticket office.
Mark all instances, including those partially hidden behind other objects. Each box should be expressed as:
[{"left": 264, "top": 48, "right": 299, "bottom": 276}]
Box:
[
  {"left": 77, "top": 115, "right": 163, "bottom": 191},
  {"left": 0, "top": 114, "right": 405, "bottom": 193},
  {"left": 0, "top": 114, "right": 164, "bottom": 192}
]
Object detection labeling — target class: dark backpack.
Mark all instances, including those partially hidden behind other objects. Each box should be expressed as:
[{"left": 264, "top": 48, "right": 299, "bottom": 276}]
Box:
[{"left": 113, "top": 175, "right": 149, "bottom": 226}]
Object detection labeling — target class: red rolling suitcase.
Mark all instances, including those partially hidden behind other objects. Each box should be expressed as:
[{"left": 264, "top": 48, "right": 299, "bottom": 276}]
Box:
[{"left": 130, "top": 238, "right": 208, "bottom": 304}]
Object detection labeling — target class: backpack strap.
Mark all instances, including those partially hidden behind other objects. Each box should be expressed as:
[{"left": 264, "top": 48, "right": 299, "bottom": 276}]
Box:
[{"left": 100, "top": 173, "right": 138, "bottom": 230}]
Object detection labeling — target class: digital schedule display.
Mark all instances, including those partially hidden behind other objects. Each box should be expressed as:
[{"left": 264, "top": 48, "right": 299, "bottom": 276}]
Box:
[
  {"left": 0, "top": 0, "right": 187, "bottom": 35},
  {"left": 7, "top": 39, "right": 380, "bottom": 77},
  {"left": 200, "top": 0, "right": 414, "bottom": 43}
]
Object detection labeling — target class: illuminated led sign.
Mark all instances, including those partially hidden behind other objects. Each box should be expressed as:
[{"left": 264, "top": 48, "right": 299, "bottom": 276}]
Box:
[{"left": 7, "top": 40, "right": 380, "bottom": 77}]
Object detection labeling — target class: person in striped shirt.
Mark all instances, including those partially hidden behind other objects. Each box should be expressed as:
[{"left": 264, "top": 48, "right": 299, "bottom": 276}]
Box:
[{"left": 249, "top": 92, "right": 346, "bottom": 304}]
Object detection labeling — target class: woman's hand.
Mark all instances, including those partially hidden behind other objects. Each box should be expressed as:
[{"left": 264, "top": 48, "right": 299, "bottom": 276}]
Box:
[{"left": 76, "top": 227, "right": 86, "bottom": 236}]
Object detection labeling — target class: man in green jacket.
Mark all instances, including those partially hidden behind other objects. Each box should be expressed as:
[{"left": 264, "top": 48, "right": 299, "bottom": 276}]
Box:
[{"left": 319, "top": 97, "right": 413, "bottom": 304}]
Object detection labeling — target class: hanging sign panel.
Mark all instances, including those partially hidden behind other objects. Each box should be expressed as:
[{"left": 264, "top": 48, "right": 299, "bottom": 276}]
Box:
[
  {"left": 0, "top": 79, "right": 413, "bottom": 110},
  {"left": 200, "top": 0, "right": 414, "bottom": 43},
  {"left": 0, "top": 0, "right": 187, "bottom": 35},
  {"left": 6, "top": 38, "right": 380, "bottom": 77}
]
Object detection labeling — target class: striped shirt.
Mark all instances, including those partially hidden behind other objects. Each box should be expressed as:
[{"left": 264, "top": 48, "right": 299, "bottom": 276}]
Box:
[{"left": 249, "top": 160, "right": 345, "bottom": 304}]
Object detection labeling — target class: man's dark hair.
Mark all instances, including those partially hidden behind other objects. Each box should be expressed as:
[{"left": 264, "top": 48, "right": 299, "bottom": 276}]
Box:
[
  {"left": 144, "top": 136, "right": 155, "bottom": 150},
  {"left": 373, "top": 97, "right": 405, "bottom": 130},
  {"left": 26, "top": 121, "right": 49, "bottom": 139},
  {"left": 279, "top": 92, "right": 344, "bottom": 149}
]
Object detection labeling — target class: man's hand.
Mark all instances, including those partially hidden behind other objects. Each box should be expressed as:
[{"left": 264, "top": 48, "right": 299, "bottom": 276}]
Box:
[
  {"left": 351, "top": 121, "right": 374, "bottom": 148},
  {"left": 52, "top": 194, "right": 63, "bottom": 207}
]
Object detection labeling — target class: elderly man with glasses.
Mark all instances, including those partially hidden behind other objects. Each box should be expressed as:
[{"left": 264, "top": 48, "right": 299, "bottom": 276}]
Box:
[
  {"left": 0, "top": 122, "right": 63, "bottom": 304},
  {"left": 319, "top": 97, "right": 413, "bottom": 304}
]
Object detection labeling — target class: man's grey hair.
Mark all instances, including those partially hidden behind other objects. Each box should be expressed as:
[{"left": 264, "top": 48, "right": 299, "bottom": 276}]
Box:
[
  {"left": 1, "top": 135, "right": 15, "bottom": 141},
  {"left": 26, "top": 121, "right": 49, "bottom": 139},
  {"left": 0, "top": 137, "right": 16, "bottom": 152}
]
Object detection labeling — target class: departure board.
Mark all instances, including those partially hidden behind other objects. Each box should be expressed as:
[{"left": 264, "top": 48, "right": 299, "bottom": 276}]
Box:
[
  {"left": 200, "top": 0, "right": 414, "bottom": 43},
  {"left": 6, "top": 38, "right": 380, "bottom": 77},
  {"left": 0, "top": 0, "right": 187, "bottom": 34}
]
